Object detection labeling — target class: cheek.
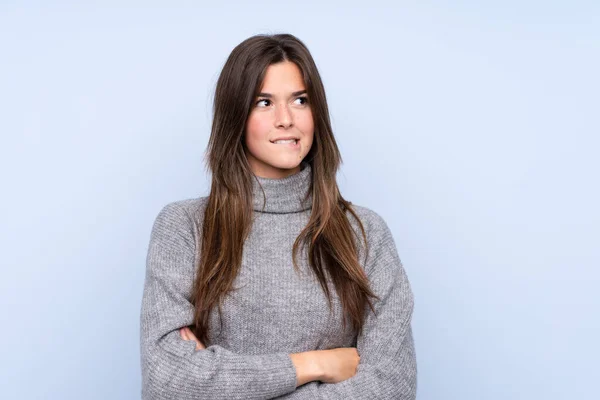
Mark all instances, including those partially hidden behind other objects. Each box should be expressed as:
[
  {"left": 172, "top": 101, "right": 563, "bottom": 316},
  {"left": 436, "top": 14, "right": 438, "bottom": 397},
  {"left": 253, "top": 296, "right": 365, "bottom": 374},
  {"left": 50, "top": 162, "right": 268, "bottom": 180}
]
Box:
[
  {"left": 245, "top": 115, "right": 270, "bottom": 146},
  {"left": 298, "top": 111, "right": 315, "bottom": 139}
]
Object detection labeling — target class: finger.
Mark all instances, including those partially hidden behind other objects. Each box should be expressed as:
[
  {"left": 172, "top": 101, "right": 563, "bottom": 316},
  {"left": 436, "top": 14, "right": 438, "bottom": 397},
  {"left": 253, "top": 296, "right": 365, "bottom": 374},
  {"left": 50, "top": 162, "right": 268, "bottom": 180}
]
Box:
[
  {"left": 180, "top": 327, "right": 189, "bottom": 340},
  {"left": 185, "top": 328, "right": 206, "bottom": 350},
  {"left": 185, "top": 327, "right": 197, "bottom": 340},
  {"left": 185, "top": 327, "right": 199, "bottom": 346},
  {"left": 187, "top": 332, "right": 204, "bottom": 349}
]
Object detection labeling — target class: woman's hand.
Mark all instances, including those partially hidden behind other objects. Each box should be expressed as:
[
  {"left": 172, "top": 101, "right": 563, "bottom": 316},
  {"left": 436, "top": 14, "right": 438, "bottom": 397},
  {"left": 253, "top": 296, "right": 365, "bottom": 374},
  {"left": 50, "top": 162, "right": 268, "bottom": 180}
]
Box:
[
  {"left": 316, "top": 347, "right": 360, "bottom": 384},
  {"left": 290, "top": 347, "right": 360, "bottom": 387},
  {"left": 179, "top": 326, "right": 206, "bottom": 351}
]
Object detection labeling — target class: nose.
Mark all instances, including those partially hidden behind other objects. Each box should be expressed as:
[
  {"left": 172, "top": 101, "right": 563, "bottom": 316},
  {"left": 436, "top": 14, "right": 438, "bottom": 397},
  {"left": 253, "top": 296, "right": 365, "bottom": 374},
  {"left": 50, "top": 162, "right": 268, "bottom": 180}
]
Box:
[{"left": 274, "top": 103, "right": 293, "bottom": 128}]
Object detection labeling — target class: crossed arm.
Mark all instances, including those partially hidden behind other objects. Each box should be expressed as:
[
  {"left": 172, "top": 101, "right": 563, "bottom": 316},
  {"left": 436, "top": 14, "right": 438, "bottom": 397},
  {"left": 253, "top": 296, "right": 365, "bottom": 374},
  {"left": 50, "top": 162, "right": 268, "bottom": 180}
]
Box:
[
  {"left": 178, "top": 228, "right": 417, "bottom": 399},
  {"left": 140, "top": 202, "right": 417, "bottom": 399}
]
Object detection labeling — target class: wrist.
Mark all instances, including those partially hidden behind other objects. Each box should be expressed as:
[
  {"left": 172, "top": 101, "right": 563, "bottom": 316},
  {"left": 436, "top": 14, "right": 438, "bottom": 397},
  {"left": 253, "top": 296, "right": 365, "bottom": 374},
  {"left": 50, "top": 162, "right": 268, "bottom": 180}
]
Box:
[
  {"left": 306, "top": 350, "right": 326, "bottom": 381},
  {"left": 290, "top": 350, "right": 324, "bottom": 387}
]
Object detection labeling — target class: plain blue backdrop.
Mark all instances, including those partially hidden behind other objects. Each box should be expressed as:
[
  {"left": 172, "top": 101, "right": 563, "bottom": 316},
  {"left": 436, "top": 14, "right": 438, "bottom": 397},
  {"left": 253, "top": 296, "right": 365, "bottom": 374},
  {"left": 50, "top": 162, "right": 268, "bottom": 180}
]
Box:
[{"left": 1, "top": 1, "right": 598, "bottom": 399}]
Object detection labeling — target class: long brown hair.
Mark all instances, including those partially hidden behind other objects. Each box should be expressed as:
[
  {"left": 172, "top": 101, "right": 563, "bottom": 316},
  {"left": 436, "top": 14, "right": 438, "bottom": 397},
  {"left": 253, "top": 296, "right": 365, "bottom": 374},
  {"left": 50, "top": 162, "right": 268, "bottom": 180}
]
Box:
[{"left": 191, "top": 33, "right": 379, "bottom": 344}]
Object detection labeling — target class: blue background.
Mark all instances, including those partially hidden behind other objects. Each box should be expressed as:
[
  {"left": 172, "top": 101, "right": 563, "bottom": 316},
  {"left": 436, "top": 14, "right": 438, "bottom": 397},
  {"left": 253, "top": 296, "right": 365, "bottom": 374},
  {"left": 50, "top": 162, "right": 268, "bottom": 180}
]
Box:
[{"left": 1, "top": 1, "right": 598, "bottom": 399}]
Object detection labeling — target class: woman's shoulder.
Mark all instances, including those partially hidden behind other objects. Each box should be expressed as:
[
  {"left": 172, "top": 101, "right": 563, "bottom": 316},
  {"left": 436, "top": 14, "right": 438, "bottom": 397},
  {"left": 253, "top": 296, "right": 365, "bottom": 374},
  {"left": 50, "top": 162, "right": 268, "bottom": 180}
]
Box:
[
  {"left": 152, "top": 196, "right": 210, "bottom": 229},
  {"left": 162, "top": 195, "right": 209, "bottom": 213},
  {"left": 345, "top": 202, "right": 395, "bottom": 245},
  {"left": 152, "top": 197, "right": 395, "bottom": 244},
  {"left": 344, "top": 202, "right": 403, "bottom": 277}
]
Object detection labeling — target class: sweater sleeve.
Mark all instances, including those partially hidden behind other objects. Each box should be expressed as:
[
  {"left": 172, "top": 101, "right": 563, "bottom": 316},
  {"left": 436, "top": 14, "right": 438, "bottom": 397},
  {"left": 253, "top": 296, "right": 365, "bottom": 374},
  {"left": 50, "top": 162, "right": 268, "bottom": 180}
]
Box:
[
  {"left": 139, "top": 202, "right": 298, "bottom": 400},
  {"left": 274, "top": 212, "right": 417, "bottom": 400}
]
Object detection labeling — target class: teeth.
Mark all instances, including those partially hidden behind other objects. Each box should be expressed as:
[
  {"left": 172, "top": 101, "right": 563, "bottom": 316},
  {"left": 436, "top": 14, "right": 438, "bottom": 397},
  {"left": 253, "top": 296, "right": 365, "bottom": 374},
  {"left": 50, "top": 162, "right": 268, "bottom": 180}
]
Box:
[{"left": 273, "top": 139, "right": 297, "bottom": 144}]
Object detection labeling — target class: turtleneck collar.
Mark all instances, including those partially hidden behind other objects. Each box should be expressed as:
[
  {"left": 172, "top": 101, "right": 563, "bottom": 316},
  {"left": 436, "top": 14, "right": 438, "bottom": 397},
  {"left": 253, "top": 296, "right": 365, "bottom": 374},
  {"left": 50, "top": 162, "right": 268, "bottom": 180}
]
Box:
[{"left": 252, "top": 161, "right": 313, "bottom": 213}]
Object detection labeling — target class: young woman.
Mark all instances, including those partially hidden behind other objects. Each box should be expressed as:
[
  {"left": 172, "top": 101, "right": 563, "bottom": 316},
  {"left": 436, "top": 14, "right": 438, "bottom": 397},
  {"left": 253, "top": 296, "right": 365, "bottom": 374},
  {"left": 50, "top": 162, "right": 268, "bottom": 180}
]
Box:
[{"left": 140, "top": 33, "right": 417, "bottom": 399}]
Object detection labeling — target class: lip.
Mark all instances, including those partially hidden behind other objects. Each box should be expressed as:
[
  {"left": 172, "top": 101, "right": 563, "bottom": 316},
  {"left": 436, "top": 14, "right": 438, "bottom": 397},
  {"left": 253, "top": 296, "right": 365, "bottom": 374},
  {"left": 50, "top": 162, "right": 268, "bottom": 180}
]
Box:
[
  {"left": 270, "top": 136, "right": 299, "bottom": 142},
  {"left": 270, "top": 137, "right": 300, "bottom": 149}
]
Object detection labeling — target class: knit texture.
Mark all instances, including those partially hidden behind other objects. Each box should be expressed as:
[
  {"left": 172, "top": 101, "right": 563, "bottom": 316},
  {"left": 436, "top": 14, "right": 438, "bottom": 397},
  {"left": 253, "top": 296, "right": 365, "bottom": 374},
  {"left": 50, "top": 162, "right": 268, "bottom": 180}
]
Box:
[{"left": 140, "top": 161, "right": 417, "bottom": 399}]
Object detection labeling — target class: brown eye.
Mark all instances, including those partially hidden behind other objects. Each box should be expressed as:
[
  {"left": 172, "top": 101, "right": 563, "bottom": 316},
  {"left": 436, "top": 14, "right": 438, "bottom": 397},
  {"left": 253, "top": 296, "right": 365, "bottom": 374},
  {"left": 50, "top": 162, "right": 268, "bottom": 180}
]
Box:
[
  {"left": 256, "top": 99, "right": 271, "bottom": 107},
  {"left": 294, "top": 96, "right": 308, "bottom": 105}
]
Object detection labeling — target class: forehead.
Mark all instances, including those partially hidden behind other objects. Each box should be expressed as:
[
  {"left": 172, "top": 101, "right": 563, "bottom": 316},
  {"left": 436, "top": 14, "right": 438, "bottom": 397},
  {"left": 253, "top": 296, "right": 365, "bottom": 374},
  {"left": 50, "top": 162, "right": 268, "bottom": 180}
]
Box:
[{"left": 260, "top": 61, "right": 305, "bottom": 92}]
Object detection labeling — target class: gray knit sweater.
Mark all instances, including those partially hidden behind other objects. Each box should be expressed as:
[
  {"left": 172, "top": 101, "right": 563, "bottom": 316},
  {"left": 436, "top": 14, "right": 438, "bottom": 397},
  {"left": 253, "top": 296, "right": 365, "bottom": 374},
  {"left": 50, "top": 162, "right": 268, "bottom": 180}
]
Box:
[{"left": 139, "top": 162, "right": 417, "bottom": 399}]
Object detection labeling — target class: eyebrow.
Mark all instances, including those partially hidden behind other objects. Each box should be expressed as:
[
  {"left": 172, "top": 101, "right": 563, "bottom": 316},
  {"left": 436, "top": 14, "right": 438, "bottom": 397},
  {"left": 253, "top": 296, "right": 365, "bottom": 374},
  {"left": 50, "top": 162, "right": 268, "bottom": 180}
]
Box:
[{"left": 257, "top": 90, "right": 307, "bottom": 98}]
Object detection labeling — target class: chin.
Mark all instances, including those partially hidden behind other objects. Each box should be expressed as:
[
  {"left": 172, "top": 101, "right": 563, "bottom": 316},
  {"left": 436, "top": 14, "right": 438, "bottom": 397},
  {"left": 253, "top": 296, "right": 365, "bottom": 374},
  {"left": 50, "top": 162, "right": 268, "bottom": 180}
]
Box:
[
  {"left": 272, "top": 160, "right": 303, "bottom": 171},
  {"left": 246, "top": 148, "right": 305, "bottom": 177},
  {"left": 259, "top": 156, "right": 299, "bottom": 169},
  {"left": 251, "top": 158, "right": 303, "bottom": 178}
]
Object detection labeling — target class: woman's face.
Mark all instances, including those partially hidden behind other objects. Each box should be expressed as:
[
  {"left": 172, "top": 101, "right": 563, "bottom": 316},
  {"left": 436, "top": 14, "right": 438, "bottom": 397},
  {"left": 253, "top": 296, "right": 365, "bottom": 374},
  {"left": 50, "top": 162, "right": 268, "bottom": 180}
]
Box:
[{"left": 244, "top": 61, "right": 314, "bottom": 179}]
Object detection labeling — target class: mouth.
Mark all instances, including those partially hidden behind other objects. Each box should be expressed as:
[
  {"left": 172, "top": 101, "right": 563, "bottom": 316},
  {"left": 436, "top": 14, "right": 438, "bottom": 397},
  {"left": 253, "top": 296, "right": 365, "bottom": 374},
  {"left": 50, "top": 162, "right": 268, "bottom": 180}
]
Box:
[{"left": 269, "top": 138, "right": 300, "bottom": 148}]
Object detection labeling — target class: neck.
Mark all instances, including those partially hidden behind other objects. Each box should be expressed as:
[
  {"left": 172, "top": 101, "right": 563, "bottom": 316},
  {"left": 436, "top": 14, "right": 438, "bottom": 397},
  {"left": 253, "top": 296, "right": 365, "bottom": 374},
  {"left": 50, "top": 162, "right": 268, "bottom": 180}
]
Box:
[{"left": 251, "top": 161, "right": 312, "bottom": 214}]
